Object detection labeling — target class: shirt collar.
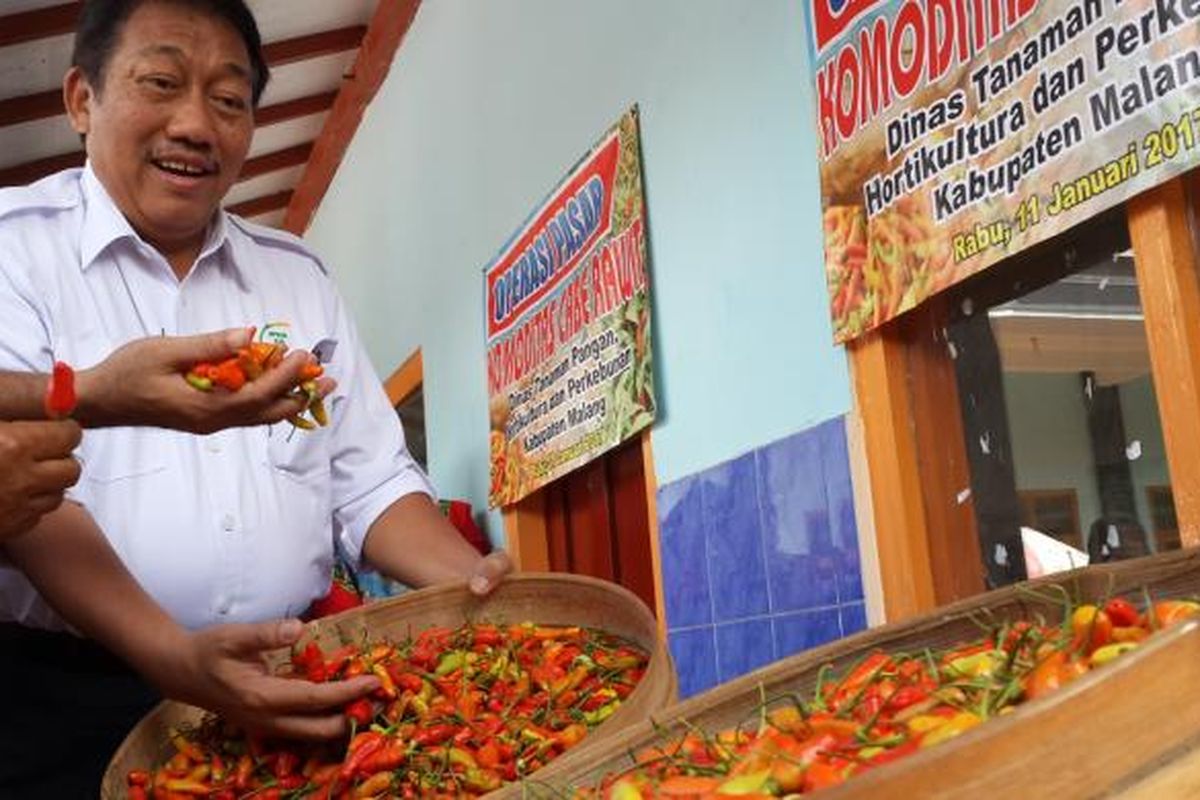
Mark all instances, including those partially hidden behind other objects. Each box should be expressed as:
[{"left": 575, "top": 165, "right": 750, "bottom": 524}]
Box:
[{"left": 79, "top": 162, "right": 232, "bottom": 273}]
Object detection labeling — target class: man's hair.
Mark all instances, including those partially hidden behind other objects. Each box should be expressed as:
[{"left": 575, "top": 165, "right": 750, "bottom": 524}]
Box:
[{"left": 71, "top": 0, "right": 270, "bottom": 106}]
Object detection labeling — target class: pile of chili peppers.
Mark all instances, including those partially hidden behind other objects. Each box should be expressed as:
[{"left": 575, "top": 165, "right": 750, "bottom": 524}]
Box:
[
  {"left": 183, "top": 339, "right": 327, "bottom": 430},
  {"left": 578, "top": 594, "right": 1200, "bottom": 799},
  {"left": 126, "top": 622, "right": 648, "bottom": 799}
]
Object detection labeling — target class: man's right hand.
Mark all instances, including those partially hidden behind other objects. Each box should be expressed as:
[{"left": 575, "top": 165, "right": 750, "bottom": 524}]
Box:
[
  {"left": 75, "top": 328, "right": 336, "bottom": 434},
  {"left": 0, "top": 420, "right": 82, "bottom": 542},
  {"left": 160, "top": 619, "right": 378, "bottom": 740}
]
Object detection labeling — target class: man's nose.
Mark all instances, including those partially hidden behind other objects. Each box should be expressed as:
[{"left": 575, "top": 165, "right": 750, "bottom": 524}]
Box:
[{"left": 165, "top": 89, "right": 217, "bottom": 149}]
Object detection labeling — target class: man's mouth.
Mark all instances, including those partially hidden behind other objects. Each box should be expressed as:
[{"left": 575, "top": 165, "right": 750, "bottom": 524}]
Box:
[{"left": 151, "top": 158, "right": 216, "bottom": 178}]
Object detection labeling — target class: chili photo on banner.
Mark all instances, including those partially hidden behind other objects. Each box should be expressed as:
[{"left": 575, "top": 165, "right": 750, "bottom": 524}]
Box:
[
  {"left": 485, "top": 108, "right": 655, "bottom": 508},
  {"left": 805, "top": 0, "right": 1200, "bottom": 342}
]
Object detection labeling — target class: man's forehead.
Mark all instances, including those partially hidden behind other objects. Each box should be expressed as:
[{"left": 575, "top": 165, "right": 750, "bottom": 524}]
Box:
[
  {"left": 119, "top": 5, "right": 251, "bottom": 63},
  {"left": 130, "top": 42, "right": 251, "bottom": 79}
]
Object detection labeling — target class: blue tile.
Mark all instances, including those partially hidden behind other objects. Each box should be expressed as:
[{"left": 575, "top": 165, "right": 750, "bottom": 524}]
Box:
[
  {"left": 668, "top": 627, "right": 719, "bottom": 699},
  {"left": 715, "top": 618, "right": 776, "bottom": 683},
  {"left": 840, "top": 602, "right": 868, "bottom": 636},
  {"left": 773, "top": 608, "right": 842, "bottom": 659},
  {"left": 818, "top": 418, "right": 864, "bottom": 602},
  {"left": 757, "top": 429, "right": 837, "bottom": 611},
  {"left": 702, "top": 454, "right": 770, "bottom": 622},
  {"left": 657, "top": 477, "right": 711, "bottom": 629}
]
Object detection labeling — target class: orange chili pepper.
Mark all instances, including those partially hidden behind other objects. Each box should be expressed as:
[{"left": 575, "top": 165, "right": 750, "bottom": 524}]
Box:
[
  {"left": 372, "top": 663, "right": 397, "bottom": 699},
  {"left": 211, "top": 358, "right": 247, "bottom": 392}
]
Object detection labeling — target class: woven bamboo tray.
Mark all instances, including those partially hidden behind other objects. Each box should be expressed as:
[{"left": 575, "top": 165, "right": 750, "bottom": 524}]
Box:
[
  {"left": 508, "top": 548, "right": 1200, "bottom": 799},
  {"left": 101, "top": 573, "right": 676, "bottom": 799}
]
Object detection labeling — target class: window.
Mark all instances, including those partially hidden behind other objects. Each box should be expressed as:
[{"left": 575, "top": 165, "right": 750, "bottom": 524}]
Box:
[
  {"left": 943, "top": 205, "right": 1173, "bottom": 582},
  {"left": 849, "top": 172, "right": 1200, "bottom": 619}
]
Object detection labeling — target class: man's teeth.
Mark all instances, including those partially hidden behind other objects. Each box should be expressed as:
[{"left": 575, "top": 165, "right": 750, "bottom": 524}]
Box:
[{"left": 158, "top": 160, "right": 207, "bottom": 175}]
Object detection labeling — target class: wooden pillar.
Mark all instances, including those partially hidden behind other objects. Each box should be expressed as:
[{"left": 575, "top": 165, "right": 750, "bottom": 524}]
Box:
[
  {"left": 1126, "top": 175, "right": 1200, "bottom": 547},
  {"left": 847, "top": 330, "right": 939, "bottom": 620},
  {"left": 848, "top": 298, "right": 984, "bottom": 621}
]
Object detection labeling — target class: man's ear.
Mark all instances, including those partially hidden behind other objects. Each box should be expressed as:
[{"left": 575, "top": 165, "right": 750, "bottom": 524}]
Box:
[{"left": 63, "top": 66, "right": 94, "bottom": 136}]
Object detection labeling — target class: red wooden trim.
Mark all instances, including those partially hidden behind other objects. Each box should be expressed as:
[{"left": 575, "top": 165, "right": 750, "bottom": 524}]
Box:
[
  {"left": 0, "top": 89, "right": 64, "bottom": 128},
  {"left": 256, "top": 91, "right": 338, "bottom": 127},
  {"left": 226, "top": 190, "right": 292, "bottom": 218},
  {"left": 0, "top": 151, "right": 84, "bottom": 187},
  {"left": 263, "top": 26, "right": 366, "bottom": 67},
  {"left": 239, "top": 143, "right": 312, "bottom": 181},
  {"left": 0, "top": 2, "right": 80, "bottom": 48},
  {"left": 283, "top": 0, "right": 422, "bottom": 234}
]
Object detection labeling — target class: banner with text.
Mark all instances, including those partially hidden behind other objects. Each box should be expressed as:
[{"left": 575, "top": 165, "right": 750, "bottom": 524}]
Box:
[
  {"left": 485, "top": 108, "right": 655, "bottom": 508},
  {"left": 807, "top": 0, "right": 1200, "bottom": 342}
]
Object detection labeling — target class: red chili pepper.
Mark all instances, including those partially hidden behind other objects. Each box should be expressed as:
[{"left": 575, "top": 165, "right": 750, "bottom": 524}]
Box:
[
  {"left": 340, "top": 732, "right": 385, "bottom": 780},
  {"left": 43, "top": 361, "right": 76, "bottom": 419},
  {"left": 273, "top": 749, "right": 300, "bottom": 779},
  {"left": 411, "top": 723, "right": 457, "bottom": 747},
  {"left": 1103, "top": 597, "right": 1140, "bottom": 627},
  {"left": 344, "top": 697, "right": 373, "bottom": 727}
]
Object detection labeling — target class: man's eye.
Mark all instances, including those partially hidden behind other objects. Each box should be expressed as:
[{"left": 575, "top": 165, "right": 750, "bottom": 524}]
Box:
[
  {"left": 141, "top": 75, "right": 178, "bottom": 91},
  {"left": 215, "top": 95, "right": 248, "bottom": 112}
]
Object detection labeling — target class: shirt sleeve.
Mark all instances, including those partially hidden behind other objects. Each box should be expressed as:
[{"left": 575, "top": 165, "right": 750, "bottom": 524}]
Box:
[
  {"left": 323, "top": 284, "right": 436, "bottom": 568},
  {"left": 0, "top": 236, "right": 90, "bottom": 511},
  {"left": 0, "top": 248, "right": 54, "bottom": 373}
]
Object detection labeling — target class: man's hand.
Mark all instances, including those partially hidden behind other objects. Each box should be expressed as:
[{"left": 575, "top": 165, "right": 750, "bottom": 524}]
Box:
[
  {"left": 0, "top": 420, "right": 81, "bottom": 542},
  {"left": 467, "top": 550, "right": 514, "bottom": 595},
  {"left": 75, "top": 328, "right": 336, "bottom": 433},
  {"left": 363, "top": 494, "right": 516, "bottom": 593},
  {"left": 162, "top": 619, "right": 379, "bottom": 740}
]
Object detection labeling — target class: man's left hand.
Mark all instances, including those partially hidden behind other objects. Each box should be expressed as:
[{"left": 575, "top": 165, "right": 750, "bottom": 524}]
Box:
[{"left": 467, "top": 550, "right": 514, "bottom": 595}]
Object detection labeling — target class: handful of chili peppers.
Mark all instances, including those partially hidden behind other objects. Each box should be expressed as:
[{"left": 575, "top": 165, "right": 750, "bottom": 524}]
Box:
[
  {"left": 126, "top": 621, "right": 648, "bottom": 799},
  {"left": 183, "top": 338, "right": 328, "bottom": 431},
  {"left": 577, "top": 593, "right": 1200, "bottom": 799}
]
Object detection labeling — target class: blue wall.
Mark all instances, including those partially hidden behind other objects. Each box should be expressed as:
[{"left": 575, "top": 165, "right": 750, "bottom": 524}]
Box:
[
  {"left": 660, "top": 416, "right": 865, "bottom": 697},
  {"left": 304, "top": 1, "right": 851, "bottom": 540}
]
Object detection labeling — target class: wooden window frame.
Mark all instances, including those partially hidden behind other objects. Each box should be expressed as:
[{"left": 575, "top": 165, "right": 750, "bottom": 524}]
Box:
[
  {"left": 850, "top": 171, "right": 1200, "bottom": 622},
  {"left": 383, "top": 349, "right": 423, "bottom": 407},
  {"left": 503, "top": 431, "right": 668, "bottom": 640}
]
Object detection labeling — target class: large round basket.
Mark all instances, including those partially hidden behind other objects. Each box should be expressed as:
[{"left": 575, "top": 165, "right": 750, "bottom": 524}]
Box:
[{"left": 101, "top": 572, "right": 675, "bottom": 799}]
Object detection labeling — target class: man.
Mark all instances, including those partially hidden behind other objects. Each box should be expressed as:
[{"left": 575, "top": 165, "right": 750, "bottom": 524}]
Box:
[{"left": 0, "top": 1, "right": 510, "bottom": 796}]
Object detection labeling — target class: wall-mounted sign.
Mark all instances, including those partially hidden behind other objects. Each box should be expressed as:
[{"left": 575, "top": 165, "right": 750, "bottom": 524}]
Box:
[
  {"left": 805, "top": 0, "right": 1200, "bottom": 342},
  {"left": 485, "top": 107, "right": 655, "bottom": 508}
]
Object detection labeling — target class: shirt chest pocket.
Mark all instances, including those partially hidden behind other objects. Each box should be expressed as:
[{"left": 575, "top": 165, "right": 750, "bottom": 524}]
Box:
[
  {"left": 267, "top": 422, "right": 332, "bottom": 484},
  {"left": 80, "top": 427, "right": 170, "bottom": 483}
]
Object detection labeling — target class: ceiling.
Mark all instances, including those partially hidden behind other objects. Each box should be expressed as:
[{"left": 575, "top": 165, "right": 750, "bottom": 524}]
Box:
[
  {"left": 0, "top": 0, "right": 395, "bottom": 230},
  {"left": 991, "top": 252, "right": 1151, "bottom": 385}
]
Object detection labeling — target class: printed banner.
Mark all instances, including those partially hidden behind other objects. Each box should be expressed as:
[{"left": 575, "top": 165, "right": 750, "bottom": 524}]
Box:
[
  {"left": 485, "top": 108, "right": 655, "bottom": 508},
  {"left": 806, "top": 0, "right": 1200, "bottom": 342}
]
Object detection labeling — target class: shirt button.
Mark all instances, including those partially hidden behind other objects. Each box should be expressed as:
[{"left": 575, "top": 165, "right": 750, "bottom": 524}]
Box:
[
  {"left": 206, "top": 438, "right": 221, "bottom": 453},
  {"left": 217, "top": 602, "right": 230, "bottom": 616},
  {"left": 220, "top": 513, "right": 236, "bottom": 532}
]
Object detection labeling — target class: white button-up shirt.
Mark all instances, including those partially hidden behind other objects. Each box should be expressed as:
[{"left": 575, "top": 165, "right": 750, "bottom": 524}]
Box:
[{"left": 0, "top": 166, "right": 433, "bottom": 631}]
